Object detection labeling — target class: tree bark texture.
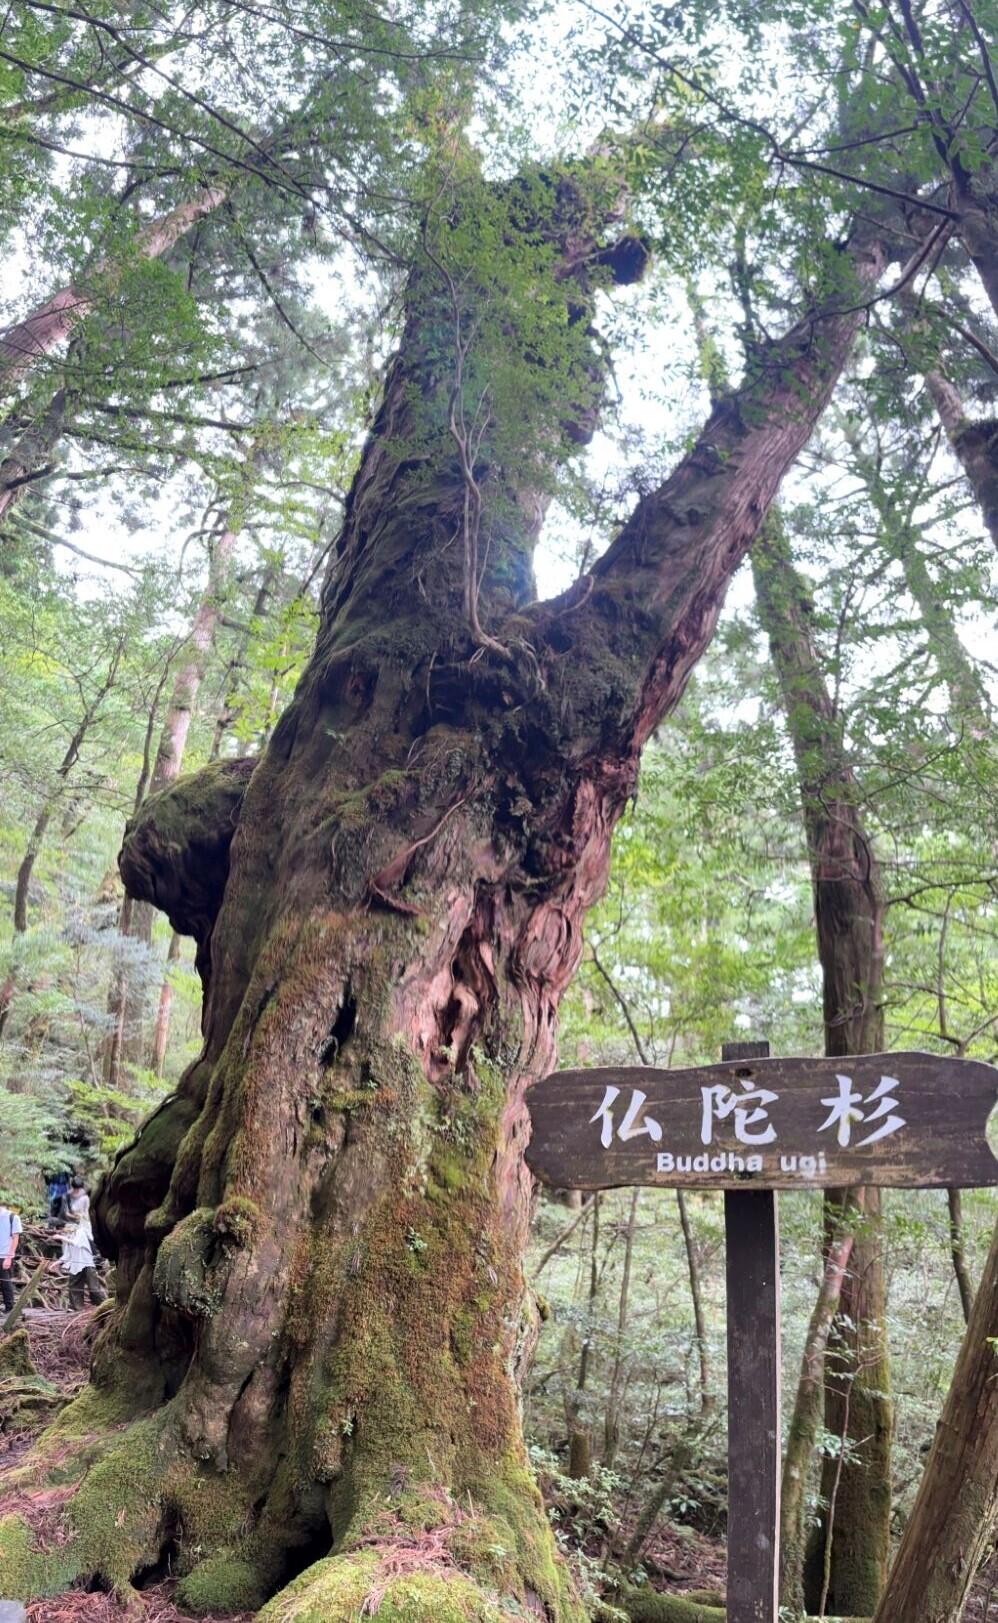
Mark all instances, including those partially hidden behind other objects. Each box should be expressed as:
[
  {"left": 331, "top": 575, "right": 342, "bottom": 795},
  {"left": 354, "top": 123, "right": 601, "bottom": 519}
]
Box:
[
  {"left": 752, "top": 520, "right": 893, "bottom": 1617},
  {"left": 0, "top": 385, "right": 72, "bottom": 528},
  {"left": 0, "top": 193, "right": 886, "bottom": 1621},
  {"left": 924, "top": 369, "right": 998, "bottom": 558},
  {"left": 871, "top": 1213, "right": 998, "bottom": 1623}
]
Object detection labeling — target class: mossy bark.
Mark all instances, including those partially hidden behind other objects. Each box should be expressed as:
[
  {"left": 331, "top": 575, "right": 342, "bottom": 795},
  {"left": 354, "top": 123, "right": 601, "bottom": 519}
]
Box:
[{"left": 3, "top": 191, "right": 885, "bottom": 1620}]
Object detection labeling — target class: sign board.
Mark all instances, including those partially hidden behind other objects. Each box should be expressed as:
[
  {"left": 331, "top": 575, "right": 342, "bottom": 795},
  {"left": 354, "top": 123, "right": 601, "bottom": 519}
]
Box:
[
  {"left": 526, "top": 1044, "right": 998, "bottom": 1623},
  {"left": 525, "top": 1051, "right": 998, "bottom": 1192}
]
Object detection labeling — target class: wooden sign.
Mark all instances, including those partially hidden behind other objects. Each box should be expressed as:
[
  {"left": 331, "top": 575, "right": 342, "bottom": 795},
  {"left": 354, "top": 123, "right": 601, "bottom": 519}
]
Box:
[
  {"left": 525, "top": 1050, "right": 998, "bottom": 1192},
  {"left": 526, "top": 1043, "right": 998, "bottom": 1623}
]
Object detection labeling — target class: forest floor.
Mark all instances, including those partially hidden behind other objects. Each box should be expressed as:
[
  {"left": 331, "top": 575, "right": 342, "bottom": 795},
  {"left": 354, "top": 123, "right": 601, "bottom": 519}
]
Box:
[{"left": 2, "top": 1311, "right": 996, "bottom": 1620}]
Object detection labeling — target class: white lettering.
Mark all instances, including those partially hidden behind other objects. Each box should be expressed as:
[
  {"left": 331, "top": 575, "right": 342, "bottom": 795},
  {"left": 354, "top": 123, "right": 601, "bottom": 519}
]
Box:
[
  {"left": 818, "top": 1073, "right": 906, "bottom": 1149},
  {"left": 591, "top": 1084, "right": 663, "bottom": 1147},
  {"left": 701, "top": 1079, "right": 778, "bottom": 1146}
]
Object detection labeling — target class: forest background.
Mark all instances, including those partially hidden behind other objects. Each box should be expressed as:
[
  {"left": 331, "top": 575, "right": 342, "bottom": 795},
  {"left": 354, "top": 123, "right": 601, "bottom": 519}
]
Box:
[{"left": 0, "top": 0, "right": 997, "bottom": 1618}]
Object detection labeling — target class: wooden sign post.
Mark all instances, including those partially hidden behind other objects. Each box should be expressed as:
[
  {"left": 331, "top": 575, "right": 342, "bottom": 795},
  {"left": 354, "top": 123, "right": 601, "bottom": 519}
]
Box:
[{"left": 526, "top": 1046, "right": 998, "bottom": 1623}]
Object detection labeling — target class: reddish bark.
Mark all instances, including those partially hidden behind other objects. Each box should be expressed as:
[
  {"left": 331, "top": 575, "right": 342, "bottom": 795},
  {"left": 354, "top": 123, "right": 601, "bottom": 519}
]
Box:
[{"left": 0, "top": 191, "right": 227, "bottom": 396}]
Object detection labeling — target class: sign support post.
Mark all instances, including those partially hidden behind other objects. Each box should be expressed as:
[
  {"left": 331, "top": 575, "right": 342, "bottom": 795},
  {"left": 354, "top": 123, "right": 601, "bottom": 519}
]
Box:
[{"left": 722, "top": 1041, "right": 780, "bottom": 1623}]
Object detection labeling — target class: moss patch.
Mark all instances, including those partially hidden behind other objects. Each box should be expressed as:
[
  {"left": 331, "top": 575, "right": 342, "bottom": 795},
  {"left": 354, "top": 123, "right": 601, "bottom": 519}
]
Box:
[
  {"left": 0, "top": 1516, "right": 78, "bottom": 1599},
  {"left": 153, "top": 1208, "right": 225, "bottom": 1318},
  {"left": 177, "top": 1554, "right": 269, "bottom": 1614},
  {"left": 261, "top": 1550, "right": 520, "bottom": 1623}
]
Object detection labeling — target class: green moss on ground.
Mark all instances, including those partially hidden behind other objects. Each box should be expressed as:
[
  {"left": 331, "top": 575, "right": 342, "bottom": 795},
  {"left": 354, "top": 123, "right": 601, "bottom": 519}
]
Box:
[
  {"left": 0, "top": 1329, "right": 63, "bottom": 1432},
  {"left": 260, "top": 1551, "right": 524, "bottom": 1623},
  {"left": 0, "top": 1515, "right": 78, "bottom": 1598},
  {"left": 2, "top": 1405, "right": 253, "bottom": 1600},
  {"left": 176, "top": 1554, "right": 269, "bottom": 1614}
]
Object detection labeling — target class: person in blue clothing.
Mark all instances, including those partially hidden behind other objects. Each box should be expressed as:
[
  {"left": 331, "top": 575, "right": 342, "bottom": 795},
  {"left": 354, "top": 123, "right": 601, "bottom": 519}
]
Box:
[
  {"left": 47, "top": 1172, "right": 70, "bottom": 1220},
  {"left": 0, "top": 1199, "right": 22, "bottom": 1314}
]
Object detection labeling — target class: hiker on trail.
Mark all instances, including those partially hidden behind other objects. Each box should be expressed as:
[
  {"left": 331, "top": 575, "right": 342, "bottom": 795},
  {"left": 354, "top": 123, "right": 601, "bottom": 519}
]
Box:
[
  {"left": 57, "top": 1187, "right": 106, "bottom": 1310},
  {"left": 0, "top": 1200, "right": 22, "bottom": 1315},
  {"left": 46, "top": 1171, "right": 71, "bottom": 1223}
]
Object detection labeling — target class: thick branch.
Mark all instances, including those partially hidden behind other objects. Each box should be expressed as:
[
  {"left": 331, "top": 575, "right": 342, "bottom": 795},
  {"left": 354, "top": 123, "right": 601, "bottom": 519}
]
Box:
[{"left": 543, "top": 233, "right": 887, "bottom": 755}]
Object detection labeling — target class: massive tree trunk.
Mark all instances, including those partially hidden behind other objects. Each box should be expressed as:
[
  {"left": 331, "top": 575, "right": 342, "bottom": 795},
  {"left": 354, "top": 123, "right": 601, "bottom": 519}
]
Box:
[
  {"left": 0, "top": 189, "right": 884, "bottom": 1620},
  {"left": 872, "top": 1213, "right": 998, "bottom": 1623},
  {"left": 752, "top": 520, "right": 892, "bottom": 1617}
]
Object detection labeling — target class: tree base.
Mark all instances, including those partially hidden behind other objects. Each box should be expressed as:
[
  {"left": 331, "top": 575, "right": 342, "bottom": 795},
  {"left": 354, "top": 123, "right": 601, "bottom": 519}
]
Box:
[{"left": 1, "top": 1382, "right": 587, "bottom": 1623}]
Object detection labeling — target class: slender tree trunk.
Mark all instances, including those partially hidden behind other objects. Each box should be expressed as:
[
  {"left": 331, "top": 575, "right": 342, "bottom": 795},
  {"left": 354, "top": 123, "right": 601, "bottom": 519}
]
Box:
[
  {"left": 0, "top": 191, "right": 227, "bottom": 397},
  {"left": 150, "top": 930, "right": 183, "bottom": 1077},
  {"left": 590, "top": 945, "right": 713, "bottom": 1413},
  {"left": 604, "top": 1188, "right": 639, "bottom": 1467},
  {"left": 924, "top": 369, "right": 998, "bottom": 557},
  {"left": 4, "top": 193, "right": 884, "bottom": 1619},
  {"left": 568, "top": 1192, "right": 601, "bottom": 1480},
  {"left": 871, "top": 1213, "right": 998, "bottom": 1623},
  {"left": 947, "top": 1187, "right": 975, "bottom": 1326},
  {"left": 780, "top": 1231, "right": 855, "bottom": 1612},
  {"left": 622, "top": 1437, "right": 695, "bottom": 1566},
  {"left": 753, "top": 518, "right": 893, "bottom": 1616},
  {"left": 956, "top": 190, "right": 998, "bottom": 335},
  {"left": 843, "top": 413, "right": 991, "bottom": 723},
  {"left": 0, "top": 659, "right": 120, "bottom": 1039},
  {"left": 676, "top": 1190, "right": 713, "bottom": 1416},
  {"left": 147, "top": 556, "right": 279, "bottom": 1075},
  {"left": 104, "top": 525, "right": 239, "bottom": 1086}
]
